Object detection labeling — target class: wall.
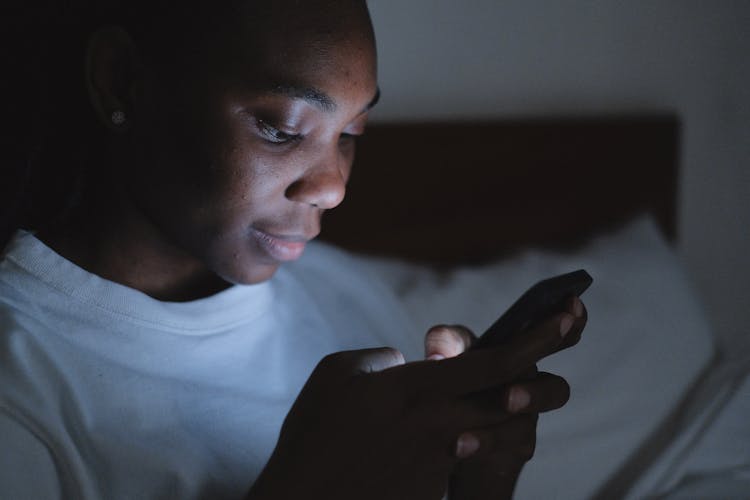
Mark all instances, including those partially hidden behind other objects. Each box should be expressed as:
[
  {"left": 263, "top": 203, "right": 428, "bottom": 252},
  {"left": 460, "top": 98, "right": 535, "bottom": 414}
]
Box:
[{"left": 367, "top": 0, "right": 750, "bottom": 352}]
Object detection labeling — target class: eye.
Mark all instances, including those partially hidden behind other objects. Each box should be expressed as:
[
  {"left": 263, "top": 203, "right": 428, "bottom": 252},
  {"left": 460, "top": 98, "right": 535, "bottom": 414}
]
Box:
[
  {"left": 257, "top": 119, "right": 302, "bottom": 144},
  {"left": 341, "top": 126, "right": 367, "bottom": 142},
  {"left": 341, "top": 117, "right": 367, "bottom": 144},
  {"left": 338, "top": 133, "right": 362, "bottom": 151},
  {"left": 339, "top": 132, "right": 359, "bottom": 142}
]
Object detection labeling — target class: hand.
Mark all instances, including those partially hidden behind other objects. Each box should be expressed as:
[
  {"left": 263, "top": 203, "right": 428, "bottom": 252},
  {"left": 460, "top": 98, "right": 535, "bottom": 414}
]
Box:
[
  {"left": 425, "top": 297, "right": 587, "bottom": 500},
  {"left": 246, "top": 301, "right": 586, "bottom": 500}
]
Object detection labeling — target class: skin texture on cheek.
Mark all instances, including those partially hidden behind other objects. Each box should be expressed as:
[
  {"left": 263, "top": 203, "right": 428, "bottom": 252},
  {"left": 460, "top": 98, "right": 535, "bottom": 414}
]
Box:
[{"left": 130, "top": 129, "right": 280, "bottom": 284}]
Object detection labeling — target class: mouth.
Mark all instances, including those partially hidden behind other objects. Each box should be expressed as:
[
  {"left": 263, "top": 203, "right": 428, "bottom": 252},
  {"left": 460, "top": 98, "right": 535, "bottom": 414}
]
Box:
[{"left": 250, "top": 228, "right": 316, "bottom": 262}]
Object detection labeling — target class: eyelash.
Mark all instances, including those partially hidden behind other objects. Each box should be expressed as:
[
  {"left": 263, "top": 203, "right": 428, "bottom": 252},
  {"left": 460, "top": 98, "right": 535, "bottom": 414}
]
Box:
[
  {"left": 256, "top": 119, "right": 363, "bottom": 145},
  {"left": 257, "top": 119, "right": 302, "bottom": 144}
]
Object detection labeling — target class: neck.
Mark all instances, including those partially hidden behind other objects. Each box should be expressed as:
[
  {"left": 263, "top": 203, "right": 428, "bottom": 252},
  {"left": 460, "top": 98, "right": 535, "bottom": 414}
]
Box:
[{"left": 37, "top": 185, "right": 230, "bottom": 302}]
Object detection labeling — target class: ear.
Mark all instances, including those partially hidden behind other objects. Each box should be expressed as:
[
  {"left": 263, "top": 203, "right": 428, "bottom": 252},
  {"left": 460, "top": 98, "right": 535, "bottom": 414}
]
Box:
[{"left": 86, "top": 26, "right": 141, "bottom": 131}]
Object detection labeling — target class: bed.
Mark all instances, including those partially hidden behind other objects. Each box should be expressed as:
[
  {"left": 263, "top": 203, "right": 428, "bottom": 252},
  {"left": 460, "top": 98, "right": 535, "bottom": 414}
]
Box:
[
  {"left": 320, "top": 115, "right": 678, "bottom": 262},
  {"left": 320, "top": 116, "right": 750, "bottom": 499}
]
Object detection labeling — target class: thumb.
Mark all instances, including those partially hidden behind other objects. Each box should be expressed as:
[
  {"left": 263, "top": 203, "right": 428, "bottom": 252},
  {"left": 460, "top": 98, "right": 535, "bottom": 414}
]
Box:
[
  {"left": 317, "top": 347, "right": 406, "bottom": 377},
  {"left": 424, "top": 324, "right": 476, "bottom": 360}
]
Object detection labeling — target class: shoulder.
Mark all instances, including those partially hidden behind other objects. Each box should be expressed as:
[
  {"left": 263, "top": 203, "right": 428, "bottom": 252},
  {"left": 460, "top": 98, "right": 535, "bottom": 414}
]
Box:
[
  {"left": 0, "top": 275, "right": 73, "bottom": 456},
  {"left": 0, "top": 408, "right": 70, "bottom": 499},
  {"left": 0, "top": 298, "right": 68, "bottom": 453}
]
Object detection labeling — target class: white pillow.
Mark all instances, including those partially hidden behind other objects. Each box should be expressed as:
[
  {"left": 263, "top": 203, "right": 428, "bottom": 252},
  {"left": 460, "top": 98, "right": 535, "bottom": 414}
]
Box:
[{"left": 361, "top": 216, "right": 716, "bottom": 499}]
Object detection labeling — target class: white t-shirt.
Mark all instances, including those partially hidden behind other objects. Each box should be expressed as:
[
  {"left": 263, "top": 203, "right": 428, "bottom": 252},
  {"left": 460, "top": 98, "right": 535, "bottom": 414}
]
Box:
[{"left": 0, "top": 231, "right": 423, "bottom": 499}]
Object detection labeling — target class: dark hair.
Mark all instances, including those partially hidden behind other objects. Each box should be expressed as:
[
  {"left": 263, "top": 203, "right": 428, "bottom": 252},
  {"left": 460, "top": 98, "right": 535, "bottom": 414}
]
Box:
[
  {"left": 1, "top": 2, "right": 236, "bottom": 250},
  {"left": 2, "top": 4, "right": 80, "bottom": 249}
]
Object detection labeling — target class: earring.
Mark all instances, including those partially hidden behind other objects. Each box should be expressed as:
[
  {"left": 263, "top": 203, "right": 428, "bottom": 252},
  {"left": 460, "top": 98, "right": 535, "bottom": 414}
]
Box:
[{"left": 111, "top": 110, "right": 126, "bottom": 126}]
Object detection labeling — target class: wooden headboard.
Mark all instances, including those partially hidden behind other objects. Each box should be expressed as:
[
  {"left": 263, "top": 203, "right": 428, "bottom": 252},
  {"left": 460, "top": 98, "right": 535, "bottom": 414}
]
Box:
[{"left": 320, "top": 115, "right": 679, "bottom": 264}]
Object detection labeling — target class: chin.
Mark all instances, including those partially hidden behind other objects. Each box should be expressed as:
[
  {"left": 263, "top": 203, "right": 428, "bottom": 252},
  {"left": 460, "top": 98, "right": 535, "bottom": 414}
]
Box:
[{"left": 219, "top": 261, "right": 281, "bottom": 286}]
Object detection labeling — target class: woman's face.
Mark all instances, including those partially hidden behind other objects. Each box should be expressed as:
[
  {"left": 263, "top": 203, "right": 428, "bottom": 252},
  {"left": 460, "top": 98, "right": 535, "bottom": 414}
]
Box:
[{"left": 123, "top": 2, "right": 378, "bottom": 285}]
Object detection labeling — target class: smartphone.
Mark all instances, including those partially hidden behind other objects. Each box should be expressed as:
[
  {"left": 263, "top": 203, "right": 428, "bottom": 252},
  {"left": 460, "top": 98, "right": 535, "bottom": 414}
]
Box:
[{"left": 472, "top": 269, "right": 593, "bottom": 349}]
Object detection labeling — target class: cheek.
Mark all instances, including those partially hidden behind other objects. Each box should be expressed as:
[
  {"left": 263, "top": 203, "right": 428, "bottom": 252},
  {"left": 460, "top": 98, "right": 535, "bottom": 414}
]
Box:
[
  {"left": 128, "top": 120, "right": 271, "bottom": 246},
  {"left": 217, "top": 147, "right": 290, "bottom": 209}
]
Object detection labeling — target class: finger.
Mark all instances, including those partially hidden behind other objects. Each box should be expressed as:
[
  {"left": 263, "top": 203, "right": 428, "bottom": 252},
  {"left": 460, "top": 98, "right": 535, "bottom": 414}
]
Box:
[
  {"left": 402, "top": 371, "right": 555, "bottom": 433},
  {"left": 424, "top": 324, "right": 475, "bottom": 360},
  {"left": 453, "top": 414, "right": 538, "bottom": 460},
  {"left": 550, "top": 298, "right": 588, "bottom": 354},
  {"left": 503, "top": 372, "right": 570, "bottom": 414},
  {"left": 475, "top": 311, "right": 576, "bottom": 371},
  {"left": 402, "top": 312, "right": 574, "bottom": 396},
  {"left": 317, "top": 347, "right": 405, "bottom": 377},
  {"left": 566, "top": 296, "right": 585, "bottom": 319}
]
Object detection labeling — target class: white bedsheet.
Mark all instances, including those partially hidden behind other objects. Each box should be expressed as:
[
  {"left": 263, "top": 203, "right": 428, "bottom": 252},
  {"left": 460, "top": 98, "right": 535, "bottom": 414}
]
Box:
[
  {"left": 628, "top": 359, "right": 750, "bottom": 499},
  {"left": 358, "top": 216, "right": 748, "bottom": 498}
]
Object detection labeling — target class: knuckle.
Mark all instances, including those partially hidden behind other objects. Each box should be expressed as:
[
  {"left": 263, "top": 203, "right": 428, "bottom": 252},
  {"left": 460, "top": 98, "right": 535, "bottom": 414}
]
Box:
[{"left": 382, "top": 347, "right": 406, "bottom": 366}]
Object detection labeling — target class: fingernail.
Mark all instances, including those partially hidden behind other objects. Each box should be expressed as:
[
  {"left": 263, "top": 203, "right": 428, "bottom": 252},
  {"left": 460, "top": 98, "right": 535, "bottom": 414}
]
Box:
[
  {"left": 455, "top": 433, "right": 480, "bottom": 458},
  {"left": 560, "top": 315, "right": 574, "bottom": 337},
  {"left": 427, "top": 354, "right": 446, "bottom": 361},
  {"left": 574, "top": 298, "right": 583, "bottom": 318},
  {"left": 508, "top": 386, "right": 531, "bottom": 413}
]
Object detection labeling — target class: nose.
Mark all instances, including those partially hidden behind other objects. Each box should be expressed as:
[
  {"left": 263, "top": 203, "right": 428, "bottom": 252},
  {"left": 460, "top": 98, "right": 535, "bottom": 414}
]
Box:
[{"left": 285, "top": 152, "right": 347, "bottom": 210}]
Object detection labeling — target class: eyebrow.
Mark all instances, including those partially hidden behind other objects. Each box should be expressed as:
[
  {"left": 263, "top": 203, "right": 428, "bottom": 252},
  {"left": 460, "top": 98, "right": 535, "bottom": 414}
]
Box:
[
  {"left": 269, "top": 84, "right": 381, "bottom": 114},
  {"left": 271, "top": 84, "right": 337, "bottom": 112}
]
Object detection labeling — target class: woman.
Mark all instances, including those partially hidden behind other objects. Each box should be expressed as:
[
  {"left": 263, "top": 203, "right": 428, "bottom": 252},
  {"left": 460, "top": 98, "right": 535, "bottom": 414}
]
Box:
[{"left": 0, "top": 1, "right": 586, "bottom": 498}]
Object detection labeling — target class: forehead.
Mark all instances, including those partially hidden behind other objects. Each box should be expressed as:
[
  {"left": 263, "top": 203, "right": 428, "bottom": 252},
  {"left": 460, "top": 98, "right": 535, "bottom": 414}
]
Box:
[{"left": 218, "top": 1, "right": 377, "bottom": 92}]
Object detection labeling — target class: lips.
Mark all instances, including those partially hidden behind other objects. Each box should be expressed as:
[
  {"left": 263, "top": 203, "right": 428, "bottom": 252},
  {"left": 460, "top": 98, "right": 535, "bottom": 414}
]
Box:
[{"left": 251, "top": 228, "right": 313, "bottom": 262}]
